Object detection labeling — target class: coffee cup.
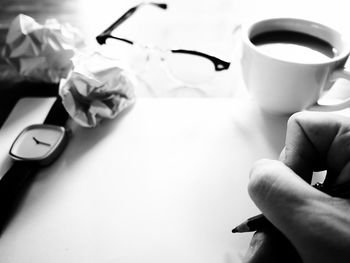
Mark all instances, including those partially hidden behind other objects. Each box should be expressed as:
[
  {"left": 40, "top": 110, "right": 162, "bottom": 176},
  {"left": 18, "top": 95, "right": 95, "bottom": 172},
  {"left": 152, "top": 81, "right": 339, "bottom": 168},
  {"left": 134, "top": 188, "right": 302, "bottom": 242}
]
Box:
[{"left": 239, "top": 18, "right": 350, "bottom": 115}]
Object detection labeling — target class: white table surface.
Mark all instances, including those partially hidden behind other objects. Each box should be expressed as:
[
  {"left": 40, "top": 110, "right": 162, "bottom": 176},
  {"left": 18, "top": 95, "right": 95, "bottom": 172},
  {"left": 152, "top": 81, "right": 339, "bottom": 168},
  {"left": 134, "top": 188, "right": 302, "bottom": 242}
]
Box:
[
  {"left": 1, "top": 0, "right": 350, "bottom": 261},
  {"left": 0, "top": 97, "right": 289, "bottom": 263}
]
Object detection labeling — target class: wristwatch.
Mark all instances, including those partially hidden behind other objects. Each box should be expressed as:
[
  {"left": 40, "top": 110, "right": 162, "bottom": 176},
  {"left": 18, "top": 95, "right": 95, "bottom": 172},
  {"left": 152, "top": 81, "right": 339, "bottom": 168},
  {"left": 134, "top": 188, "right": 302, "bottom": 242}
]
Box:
[
  {"left": 0, "top": 97, "right": 69, "bottom": 230},
  {"left": 10, "top": 124, "right": 68, "bottom": 166}
]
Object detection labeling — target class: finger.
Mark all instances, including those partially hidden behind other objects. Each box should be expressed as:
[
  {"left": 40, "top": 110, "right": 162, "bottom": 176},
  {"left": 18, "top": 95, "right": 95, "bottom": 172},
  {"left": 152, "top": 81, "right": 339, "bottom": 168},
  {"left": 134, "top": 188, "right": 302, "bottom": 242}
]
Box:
[
  {"left": 324, "top": 127, "right": 350, "bottom": 185},
  {"left": 282, "top": 111, "right": 350, "bottom": 184},
  {"left": 336, "top": 162, "right": 350, "bottom": 185},
  {"left": 244, "top": 228, "right": 302, "bottom": 263},
  {"left": 248, "top": 159, "right": 325, "bottom": 230},
  {"left": 248, "top": 159, "right": 327, "bottom": 259},
  {"left": 249, "top": 159, "right": 350, "bottom": 262}
]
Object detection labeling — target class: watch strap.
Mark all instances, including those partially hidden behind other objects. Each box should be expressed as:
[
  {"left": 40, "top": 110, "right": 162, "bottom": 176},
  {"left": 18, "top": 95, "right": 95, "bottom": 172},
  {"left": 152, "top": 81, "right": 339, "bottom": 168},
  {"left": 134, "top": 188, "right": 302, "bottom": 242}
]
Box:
[
  {"left": 44, "top": 96, "right": 69, "bottom": 126},
  {"left": 0, "top": 97, "right": 69, "bottom": 231},
  {"left": 0, "top": 162, "right": 39, "bottom": 231}
]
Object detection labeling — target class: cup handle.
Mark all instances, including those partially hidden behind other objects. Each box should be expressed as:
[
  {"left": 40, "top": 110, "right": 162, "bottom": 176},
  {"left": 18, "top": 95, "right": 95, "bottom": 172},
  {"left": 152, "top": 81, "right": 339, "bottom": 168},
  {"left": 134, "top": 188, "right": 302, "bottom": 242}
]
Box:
[{"left": 308, "top": 68, "right": 350, "bottom": 112}]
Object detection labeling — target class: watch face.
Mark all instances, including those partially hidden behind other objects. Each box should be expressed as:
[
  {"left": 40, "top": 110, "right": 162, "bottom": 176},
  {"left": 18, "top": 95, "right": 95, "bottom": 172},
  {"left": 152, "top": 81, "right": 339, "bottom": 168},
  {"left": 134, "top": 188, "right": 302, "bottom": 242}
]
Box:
[{"left": 9, "top": 124, "right": 68, "bottom": 165}]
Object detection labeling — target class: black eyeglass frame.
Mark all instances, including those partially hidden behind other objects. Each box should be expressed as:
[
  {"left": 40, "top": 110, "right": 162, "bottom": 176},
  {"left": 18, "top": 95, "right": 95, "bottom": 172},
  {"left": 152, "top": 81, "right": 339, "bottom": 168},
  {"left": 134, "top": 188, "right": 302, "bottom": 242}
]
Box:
[{"left": 96, "top": 2, "right": 230, "bottom": 71}]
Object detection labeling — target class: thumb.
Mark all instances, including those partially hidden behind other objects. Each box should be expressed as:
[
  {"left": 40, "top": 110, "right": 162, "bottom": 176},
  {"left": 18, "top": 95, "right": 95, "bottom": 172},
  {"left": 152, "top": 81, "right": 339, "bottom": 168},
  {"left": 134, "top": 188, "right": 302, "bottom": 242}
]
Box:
[{"left": 248, "top": 159, "right": 329, "bottom": 259}]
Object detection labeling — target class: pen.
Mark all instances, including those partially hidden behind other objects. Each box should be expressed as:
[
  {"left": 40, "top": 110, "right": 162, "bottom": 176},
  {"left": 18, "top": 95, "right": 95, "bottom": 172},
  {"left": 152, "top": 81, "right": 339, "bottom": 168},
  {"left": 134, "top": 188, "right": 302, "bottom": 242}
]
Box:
[{"left": 232, "top": 180, "right": 350, "bottom": 233}]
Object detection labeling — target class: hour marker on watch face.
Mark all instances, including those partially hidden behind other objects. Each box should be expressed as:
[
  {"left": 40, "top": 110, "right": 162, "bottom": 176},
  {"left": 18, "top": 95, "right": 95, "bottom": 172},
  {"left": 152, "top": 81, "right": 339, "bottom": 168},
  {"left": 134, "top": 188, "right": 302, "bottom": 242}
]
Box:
[{"left": 32, "top": 136, "right": 51, "bottom": 147}]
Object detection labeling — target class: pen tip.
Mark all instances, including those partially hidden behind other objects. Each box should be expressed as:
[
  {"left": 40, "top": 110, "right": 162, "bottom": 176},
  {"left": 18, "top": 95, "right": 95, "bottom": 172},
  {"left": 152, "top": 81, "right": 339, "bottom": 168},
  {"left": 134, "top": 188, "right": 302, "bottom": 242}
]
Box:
[{"left": 231, "top": 227, "right": 238, "bottom": 233}]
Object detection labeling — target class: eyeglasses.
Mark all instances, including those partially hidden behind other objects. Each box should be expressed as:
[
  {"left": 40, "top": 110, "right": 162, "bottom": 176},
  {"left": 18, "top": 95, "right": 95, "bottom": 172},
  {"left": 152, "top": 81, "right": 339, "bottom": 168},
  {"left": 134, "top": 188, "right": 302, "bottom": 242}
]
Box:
[{"left": 96, "top": 2, "right": 230, "bottom": 93}]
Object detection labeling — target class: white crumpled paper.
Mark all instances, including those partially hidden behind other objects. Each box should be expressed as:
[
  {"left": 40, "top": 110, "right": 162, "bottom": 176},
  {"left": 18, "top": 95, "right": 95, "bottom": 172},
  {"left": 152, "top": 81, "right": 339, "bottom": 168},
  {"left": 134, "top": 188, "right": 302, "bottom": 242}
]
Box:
[
  {"left": 59, "top": 53, "right": 136, "bottom": 128},
  {"left": 2, "top": 14, "right": 84, "bottom": 83}
]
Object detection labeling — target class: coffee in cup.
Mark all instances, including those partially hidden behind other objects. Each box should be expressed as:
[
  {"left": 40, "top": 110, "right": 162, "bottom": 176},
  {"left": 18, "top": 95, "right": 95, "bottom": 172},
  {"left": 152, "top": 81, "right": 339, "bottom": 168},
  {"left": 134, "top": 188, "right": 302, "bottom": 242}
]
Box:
[
  {"left": 251, "top": 30, "right": 337, "bottom": 63},
  {"left": 240, "top": 18, "right": 350, "bottom": 115}
]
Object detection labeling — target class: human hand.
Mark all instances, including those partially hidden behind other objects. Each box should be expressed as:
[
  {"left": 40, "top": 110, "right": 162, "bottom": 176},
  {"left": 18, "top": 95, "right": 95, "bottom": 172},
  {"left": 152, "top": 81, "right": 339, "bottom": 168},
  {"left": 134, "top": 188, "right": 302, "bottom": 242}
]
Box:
[{"left": 244, "top": 111, "right": 350, "bottom": 263}]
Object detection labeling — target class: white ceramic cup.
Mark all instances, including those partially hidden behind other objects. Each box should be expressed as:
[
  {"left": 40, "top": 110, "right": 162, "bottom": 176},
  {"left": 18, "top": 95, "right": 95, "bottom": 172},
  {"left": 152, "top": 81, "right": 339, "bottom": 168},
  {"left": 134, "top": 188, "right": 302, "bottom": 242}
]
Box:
[{"left": 240, "top": 18, "right": 350, "bottom": 115}]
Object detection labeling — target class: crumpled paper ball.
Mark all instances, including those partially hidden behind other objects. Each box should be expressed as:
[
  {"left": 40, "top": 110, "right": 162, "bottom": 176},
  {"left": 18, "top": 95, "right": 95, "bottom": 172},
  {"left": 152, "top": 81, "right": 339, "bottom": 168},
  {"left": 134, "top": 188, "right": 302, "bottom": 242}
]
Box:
[
  {"left": 2, "top": 14, "right": 84, "bottom": 83},
  {"left": 59, "top": 53, "right": 136, "bottom": 127}
]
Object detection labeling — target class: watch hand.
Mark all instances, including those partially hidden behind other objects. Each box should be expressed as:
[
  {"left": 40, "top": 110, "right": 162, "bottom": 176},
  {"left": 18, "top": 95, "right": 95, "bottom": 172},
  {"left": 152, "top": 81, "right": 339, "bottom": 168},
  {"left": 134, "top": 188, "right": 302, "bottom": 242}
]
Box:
[{"left": 32, "top": 137, "right": 51, "bottom": 147}]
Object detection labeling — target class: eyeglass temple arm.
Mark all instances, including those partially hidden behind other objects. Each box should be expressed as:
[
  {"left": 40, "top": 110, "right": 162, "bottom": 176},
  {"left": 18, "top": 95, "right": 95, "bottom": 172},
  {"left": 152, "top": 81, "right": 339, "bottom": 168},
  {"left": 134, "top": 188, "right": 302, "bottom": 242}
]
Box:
[
  {"left": 171, "top": 49, "right": 231, "bottom": 71},
  {"left": 100, "top": 35, "right": 135, "bottom": 45},
  {"left": 96, "top": 2, "right": 167, "bottom": 45}
]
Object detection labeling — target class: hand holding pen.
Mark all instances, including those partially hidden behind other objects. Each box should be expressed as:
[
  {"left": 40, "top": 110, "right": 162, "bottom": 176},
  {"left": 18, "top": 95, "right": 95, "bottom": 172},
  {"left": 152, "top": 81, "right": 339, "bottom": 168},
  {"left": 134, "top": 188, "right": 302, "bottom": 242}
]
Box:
[{"left": 237, "top": 112, "right": 350, "bottom": 263}]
